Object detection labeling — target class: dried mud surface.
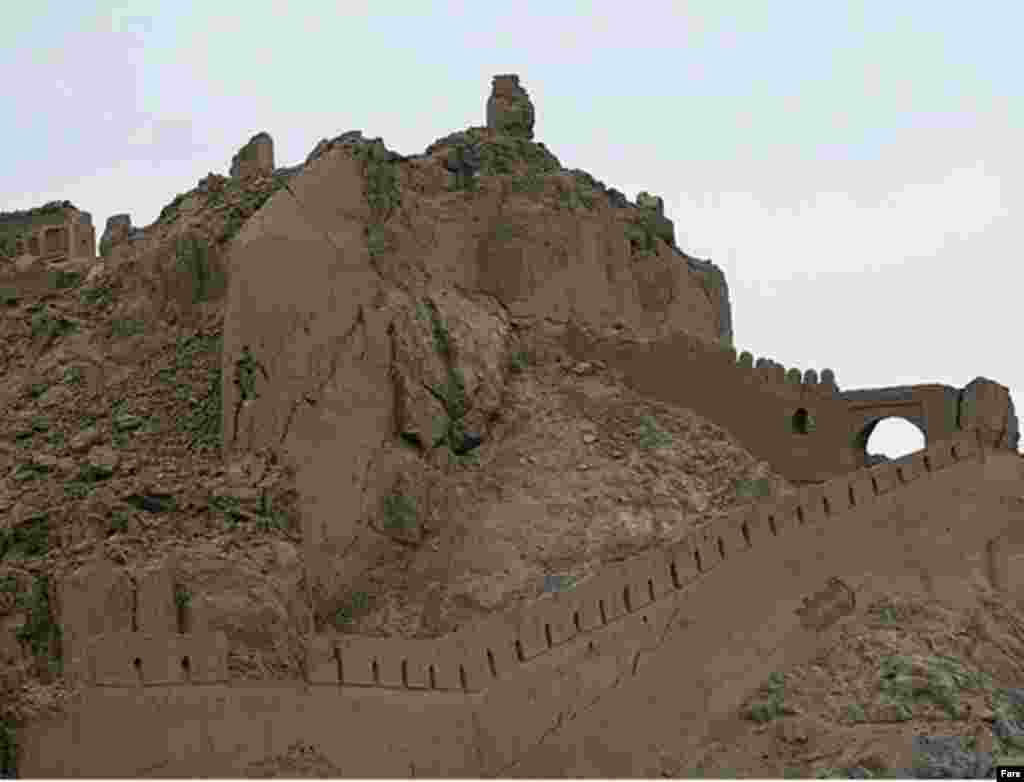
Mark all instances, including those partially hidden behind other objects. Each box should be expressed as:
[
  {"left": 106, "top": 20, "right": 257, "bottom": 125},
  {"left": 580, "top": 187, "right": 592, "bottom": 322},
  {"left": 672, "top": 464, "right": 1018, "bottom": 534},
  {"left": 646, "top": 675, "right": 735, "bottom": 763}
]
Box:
[{"left": 668, "top": 590, "right": 1024, "bottom": 778}]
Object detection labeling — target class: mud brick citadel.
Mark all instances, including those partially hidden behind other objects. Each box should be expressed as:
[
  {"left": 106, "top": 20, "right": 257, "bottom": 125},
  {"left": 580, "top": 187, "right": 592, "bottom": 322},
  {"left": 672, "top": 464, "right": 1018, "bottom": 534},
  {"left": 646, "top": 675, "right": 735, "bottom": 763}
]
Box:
[
  {"left": 0, "top": 201, "right": 95, "bottom": 268},
  {"left": 2, "top": 75, "right": 1022, "bottom": 778}
]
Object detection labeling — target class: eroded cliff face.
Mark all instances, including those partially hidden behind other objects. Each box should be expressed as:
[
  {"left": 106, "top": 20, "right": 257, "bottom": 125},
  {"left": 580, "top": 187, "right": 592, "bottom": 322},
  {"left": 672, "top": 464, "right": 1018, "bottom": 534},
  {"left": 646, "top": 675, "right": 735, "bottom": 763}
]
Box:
[
  {"left": 220, "top": 122, "right": 736, "bottom": 624},
  {"left": 222, "top": 127, "right": 731, "bottom": 452},
  {"left": 1, "top": 75, "right": 764, "bottom": 772}
]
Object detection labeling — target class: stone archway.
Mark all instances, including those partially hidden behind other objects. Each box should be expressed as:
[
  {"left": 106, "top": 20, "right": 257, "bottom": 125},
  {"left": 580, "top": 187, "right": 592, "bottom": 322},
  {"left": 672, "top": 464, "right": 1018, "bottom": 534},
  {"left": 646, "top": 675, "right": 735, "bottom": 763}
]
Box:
[{"left": 854, "top": 416, "right": 927, "bottom": 464}]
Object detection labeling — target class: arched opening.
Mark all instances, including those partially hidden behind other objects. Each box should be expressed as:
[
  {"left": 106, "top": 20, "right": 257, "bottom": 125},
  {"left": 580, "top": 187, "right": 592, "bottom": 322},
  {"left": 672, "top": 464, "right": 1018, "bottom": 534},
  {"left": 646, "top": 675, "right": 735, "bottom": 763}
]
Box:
[{"left": 859, "top": 417, "right": 926, "bottom": 463}]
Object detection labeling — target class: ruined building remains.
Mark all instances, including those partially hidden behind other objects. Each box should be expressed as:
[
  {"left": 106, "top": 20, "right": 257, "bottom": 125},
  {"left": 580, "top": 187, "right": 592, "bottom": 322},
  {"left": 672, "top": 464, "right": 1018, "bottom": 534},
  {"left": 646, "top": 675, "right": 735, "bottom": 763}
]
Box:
[
  {"left": 98, "top": 213, "right": 145, "bottom": 258},
  {"left": 230, "top": 131, "right": 275, "bottom": 179},
  {"left": 486, "top": 74, "right": 536, "bottom": 139},
  {"left": 0, "top": 200, "right": 95, "bottom": 266}
]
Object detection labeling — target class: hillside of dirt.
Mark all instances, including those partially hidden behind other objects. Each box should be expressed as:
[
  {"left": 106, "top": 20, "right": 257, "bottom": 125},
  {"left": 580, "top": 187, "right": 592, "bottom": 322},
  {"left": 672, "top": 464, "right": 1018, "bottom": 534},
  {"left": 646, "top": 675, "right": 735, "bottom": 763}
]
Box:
[
  {"left": 670, "top": 586, "right": 1024, "bottom": 779},
  {"left": 2, "top": 73, "right": 1022, "bottom": 779},
  {"left": 0, "top": 97, "right": 789, "bottom": 775}
]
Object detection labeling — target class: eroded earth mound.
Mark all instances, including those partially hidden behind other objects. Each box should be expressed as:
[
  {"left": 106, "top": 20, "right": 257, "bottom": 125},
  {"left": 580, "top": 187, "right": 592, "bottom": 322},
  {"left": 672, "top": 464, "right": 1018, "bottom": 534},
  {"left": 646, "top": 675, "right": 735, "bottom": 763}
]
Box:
[{"left": 1, "top": 74, "right": 1022, "bottom": 778}]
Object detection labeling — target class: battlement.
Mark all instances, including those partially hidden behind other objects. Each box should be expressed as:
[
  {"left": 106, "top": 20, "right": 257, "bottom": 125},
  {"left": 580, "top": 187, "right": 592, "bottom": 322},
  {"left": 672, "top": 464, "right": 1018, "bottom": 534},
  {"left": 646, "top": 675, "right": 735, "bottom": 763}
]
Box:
[
  {"left": 297, "top": 430, "right": 983, "bottom": 695},
  {"left": 732, "top": 346, "right": 839, "bottom": 397},
  {"left": 31, "top": 428, "right": 1024, "bottom": 779},
  {"left": 87, "top": 631, "right": 229, "bottom": 686},
  {"left": 98, "top": 213, "right": 143, "bottom": 258},
  {"left": 562, "top": 324, "right": 1015, "bottom": 482},
  {"left": 73, "top": 430, "right": 984, "bottom": 693}
]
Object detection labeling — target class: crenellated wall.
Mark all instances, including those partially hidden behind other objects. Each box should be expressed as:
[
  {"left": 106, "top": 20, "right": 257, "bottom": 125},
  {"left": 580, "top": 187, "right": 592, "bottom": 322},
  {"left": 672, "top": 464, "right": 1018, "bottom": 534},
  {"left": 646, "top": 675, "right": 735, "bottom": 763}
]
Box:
[
  {"left": 64, "top": 431, "right": 1015, "bottom": 701},
  {"left": 565, "top": 321, "right": 856, "bottom": 480},
  {"left": 86, "top": 632, "right": 229, "bottom": 686},
  {"left": 561, "top": 321, "right": 1009, "bottom": 482},
  {"left": 23, "top": 428, "right": 1024, "bottom": 777},
  {"left": 77, "top": 431, "right": 984, "bottom": 694},
  {"left": 12, "top": 69, "right": 1023, "bottom": 775},
  {"left": 48, "top": 294, "right": 1012, "bottom": 700}
]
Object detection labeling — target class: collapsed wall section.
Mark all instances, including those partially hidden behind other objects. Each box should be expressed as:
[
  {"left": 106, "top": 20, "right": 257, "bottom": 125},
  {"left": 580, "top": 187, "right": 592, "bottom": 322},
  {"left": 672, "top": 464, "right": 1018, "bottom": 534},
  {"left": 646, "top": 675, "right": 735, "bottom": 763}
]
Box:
[
  {"left": 961, "top": 376, "right": 1020, "bottom": 450},
  {"left": 88, "top": 632, "right": 228, "bottom": 686},
  {"left": 0, "top": 201, "right": 95, "bottom": 266},
  {"left": 59, "top": 558, "right": 229, "bottom": 688},
  {"left": 684, "top": 254, "right": 733, "bottom": 346}
]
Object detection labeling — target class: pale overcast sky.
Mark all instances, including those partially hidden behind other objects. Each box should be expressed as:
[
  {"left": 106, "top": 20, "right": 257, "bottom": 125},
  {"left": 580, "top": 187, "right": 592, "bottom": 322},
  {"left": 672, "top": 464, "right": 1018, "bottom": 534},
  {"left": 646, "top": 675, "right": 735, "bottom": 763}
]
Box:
[{"left": 4, "top": 1, "right": 1021, "bottom": 459}]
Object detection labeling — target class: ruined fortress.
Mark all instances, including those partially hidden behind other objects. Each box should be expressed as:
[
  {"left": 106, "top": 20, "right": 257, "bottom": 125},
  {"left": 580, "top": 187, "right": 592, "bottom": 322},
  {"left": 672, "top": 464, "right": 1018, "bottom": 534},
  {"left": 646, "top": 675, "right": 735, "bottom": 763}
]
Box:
[
  {"left": 8, "top": 75, "right": 1024, "bottom": 777},
  {"left": 0, "top": 201, "right": 95, "bottom": 269},
  {"left": 24, "top": 431, "right": 1024, "bottom": 777}
]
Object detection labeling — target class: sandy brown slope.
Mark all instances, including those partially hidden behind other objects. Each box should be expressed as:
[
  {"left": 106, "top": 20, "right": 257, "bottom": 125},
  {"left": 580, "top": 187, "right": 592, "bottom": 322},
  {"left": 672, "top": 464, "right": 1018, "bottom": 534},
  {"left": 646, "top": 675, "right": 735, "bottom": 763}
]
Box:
[
  {"left": 0, "top": 239, "right": 788, "bottom": 772},
  {"left": 4, "top": 247, "right": 1023, "bottom": 781},
  {"left": 2, "top": 118, "right": 1022, "bottom": 778},
  {"left": 678, "top": 588, "right": 1024, "bottom": 779}
]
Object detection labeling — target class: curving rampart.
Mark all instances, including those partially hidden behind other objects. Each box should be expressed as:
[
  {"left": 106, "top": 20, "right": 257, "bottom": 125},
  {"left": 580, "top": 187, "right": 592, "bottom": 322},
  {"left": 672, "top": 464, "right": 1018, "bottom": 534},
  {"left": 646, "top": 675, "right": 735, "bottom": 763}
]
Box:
[
  {"left": 22, "top": 428, "right": 1024, "bottom": 776},
  {"left": 80, "top": 430, "right": 983, "bottom": 693}
]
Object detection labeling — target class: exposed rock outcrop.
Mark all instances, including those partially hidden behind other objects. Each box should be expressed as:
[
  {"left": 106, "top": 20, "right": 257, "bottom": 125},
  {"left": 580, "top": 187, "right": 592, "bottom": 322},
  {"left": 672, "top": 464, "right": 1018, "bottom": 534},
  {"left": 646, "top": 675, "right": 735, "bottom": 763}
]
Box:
[{"left": 220, "top": 75, "right": 739, "bottom": 617}]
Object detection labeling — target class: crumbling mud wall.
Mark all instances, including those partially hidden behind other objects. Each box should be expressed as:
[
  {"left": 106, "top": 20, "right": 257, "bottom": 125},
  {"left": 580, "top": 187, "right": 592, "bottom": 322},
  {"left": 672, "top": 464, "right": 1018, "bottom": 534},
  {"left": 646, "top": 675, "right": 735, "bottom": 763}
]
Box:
[
  {"left": 960, "top": 376, "right": 1020, "bottom": 450},
  {"left": 57, "top": 561, "right": 229, "bottom": 688},
  {"left": 217, "top": 130, "right": 731, "bottom": 588},
  {"left": 19, "top": 430, "right": 1024, "bottom": 777},
  {"left": 0, "top": 201, "right": 95, "bottom": 268},
  {"left": 561, "top": 322, "right": 995, "bottom": 482},
  {"left": 98, "top": 213, "right": 141, "bottom": 258}
]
